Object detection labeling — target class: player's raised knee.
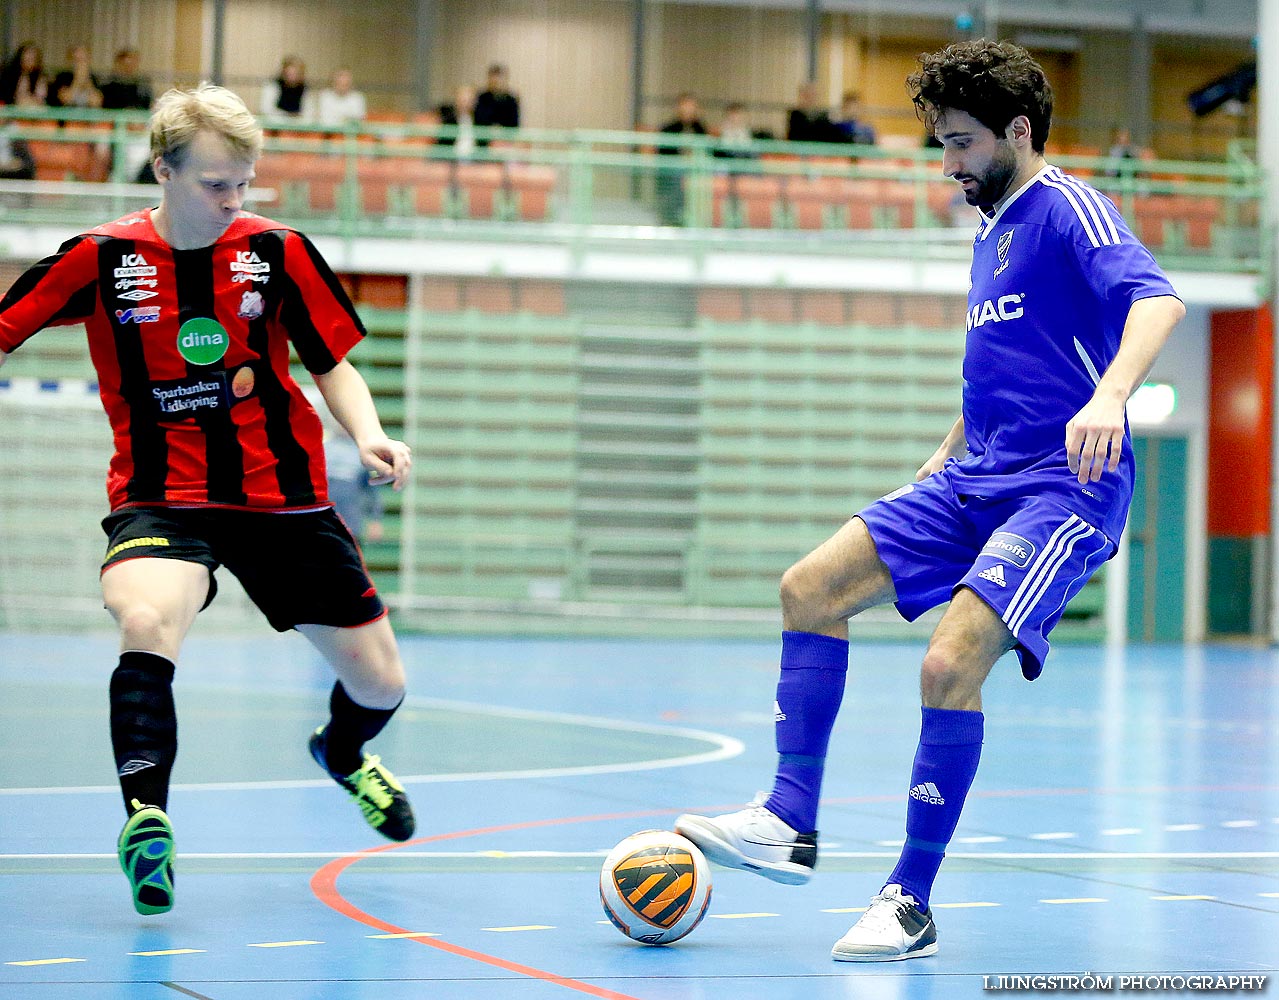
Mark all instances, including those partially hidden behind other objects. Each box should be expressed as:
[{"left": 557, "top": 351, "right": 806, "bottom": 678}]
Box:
[
  {"left": 919, "top": 645, "right": 981, "bottom": 710},
  {"left": 109, "top": 601, "right": 174, "bottom": 647},
  {"left": 780, "top": 559, "right": 828, "bottom": 623}
]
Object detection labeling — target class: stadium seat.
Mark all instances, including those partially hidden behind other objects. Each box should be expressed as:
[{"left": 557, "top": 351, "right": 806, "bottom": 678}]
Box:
[
  {"left": 516, "top": 280, "right": 567, "bottom": 315},
  {"left": 697, "top": 288, "right": 746, "bottom": 322},
  {"left": 453, "top": 162, "right": 504, "bottom": 218},
  {"left": 506, "top": 163, "right": 556, "bottom": 220}
]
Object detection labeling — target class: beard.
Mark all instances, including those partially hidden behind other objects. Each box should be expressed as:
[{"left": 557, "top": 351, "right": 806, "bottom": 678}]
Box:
[{"left": 958, "top": 142, "right": 1018, "bottom": 210}]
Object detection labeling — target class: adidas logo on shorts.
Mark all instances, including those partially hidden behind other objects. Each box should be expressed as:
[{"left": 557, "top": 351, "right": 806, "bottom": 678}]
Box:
[
  {"left": 909, "top": 782, "right": 945, "bottom": 805},
  {"left": 977, "top": 563, "right": 1007, "bottom": 588}
]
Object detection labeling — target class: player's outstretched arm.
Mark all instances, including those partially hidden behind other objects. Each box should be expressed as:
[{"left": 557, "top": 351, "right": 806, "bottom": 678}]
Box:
[
  {"left": 313, "top": 359, "right": 412, "bottom": 490},
  {"left": 1065, "top": 294, "right": 1185, "bottom": 484},
  {"left": 916, "top": 415, "right": 966, "bottom": 481}
]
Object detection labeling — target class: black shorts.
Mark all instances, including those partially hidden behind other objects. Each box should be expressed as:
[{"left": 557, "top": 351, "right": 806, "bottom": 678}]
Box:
[{"left": 101, "top": 506, "right": 386, "bottom": 633}]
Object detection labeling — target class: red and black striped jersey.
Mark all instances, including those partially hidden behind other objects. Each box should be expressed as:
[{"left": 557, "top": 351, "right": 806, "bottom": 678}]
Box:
[{"left": 0, "top": 209, "right": 365, "bottom": 511}]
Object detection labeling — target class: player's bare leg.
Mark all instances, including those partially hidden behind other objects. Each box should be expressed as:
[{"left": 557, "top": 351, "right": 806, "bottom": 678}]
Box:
[
  {"left": 300, "top": 617, "right": 416, "bottom": 840},
  {"left": 780, "top": 516, "right": 898, "bottom": 634},
  {"left": 101, "top": 557, "right": 208, "bottom": 914},
  {"left": 676, "top": 517, "right": 897, "bottom": 882}
]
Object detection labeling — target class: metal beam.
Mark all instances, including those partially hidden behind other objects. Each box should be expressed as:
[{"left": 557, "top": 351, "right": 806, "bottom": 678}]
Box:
[
  {"left": 1128, "top": 6, "right": 1152, "bottom": 148},
  {"left": 632, "top": 0, "right": 646, "bottom": 130},
  {"left": 210, "top": 0, "right": 226, "bottom": 86},
  {"left": 1261, "top": 0, "right": 1279, "bottom": 641},
  {"left": 805, "top": 0, "right": 821, "bottom": 83},
  {"left": 413, "top": 0, "right": 436, "bottom": 112}
]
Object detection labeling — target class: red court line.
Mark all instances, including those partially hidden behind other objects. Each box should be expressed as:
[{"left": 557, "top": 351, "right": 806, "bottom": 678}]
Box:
[{"left": 311, "top": 807, "right": 679, "bottom": 1000}]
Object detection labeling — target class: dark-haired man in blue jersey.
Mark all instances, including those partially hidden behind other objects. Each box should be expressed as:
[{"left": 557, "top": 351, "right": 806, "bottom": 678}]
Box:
[{"left": 676, "top": 39, "right": 1185, "bottom": 961}]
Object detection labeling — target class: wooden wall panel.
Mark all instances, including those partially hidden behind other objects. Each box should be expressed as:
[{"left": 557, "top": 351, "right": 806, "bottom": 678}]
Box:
[{"left": 430, "top": 0, "right": 632, "bottom": 130}]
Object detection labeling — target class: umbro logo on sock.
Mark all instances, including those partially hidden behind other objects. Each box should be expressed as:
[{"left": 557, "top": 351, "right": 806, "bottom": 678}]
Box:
[
  {"left": 774, "top": 700, "right": 787, "bottom": 723},
  {"left": 909, "top": 781, "right": 945, "bottom": 805},
  {"left": 118, "top": 759, "right": 156, "bottom": 776},
  {"left": 977, "top": 563, "right": 1007, "bottom": 588}
]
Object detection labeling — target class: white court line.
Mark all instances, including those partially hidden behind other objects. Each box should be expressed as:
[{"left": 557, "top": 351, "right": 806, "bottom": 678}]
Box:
[
  {"left": 0, "top": 698, "right": 744, "bottom": 795},
  {"left": 709, "top": 913, "right": 779, "bottom": 920},
  {"left": 483, "top": 925, "right": 555, "bottom": 933},
  {"left": 6, "top": 850, "right": 1279, "bottom": 861}
]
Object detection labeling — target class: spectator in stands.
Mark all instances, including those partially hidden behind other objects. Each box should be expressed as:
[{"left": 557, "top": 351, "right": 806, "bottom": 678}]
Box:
[
  {"left": 438, "top": 84, "right": 479, "bottom": 157},
  {"left": 50, "top": 44, "right": 104, "bottom": 109},
  {"left": 714, "top": 102, "right": 756, "bottom": 162},
  {"left": 657, "top": 92, "right": 708, "bottom": 225},
  {"left": 260, "top": 56, "right": 315, "bottom": 124},
  {"left": 317, "top": 68, "right": 367, "bottom": 129},
  {"left": 786, "top": 82, "right": 836, "bottom": 143},
  {"left": 833, "top": 91, "right": 876, "bottom": 145},
  {"left": 1103, "top": 126, "right": 1139, "bottom": 178},
  {"left": 101, "top": 48, "right": 153, "bottom": 111},
  {"left": 475, "top": 64, "right": 519, "bottom": 129},
  {"left": 0, "top": 42, "right": 48, "bottom": 107},
  {"left": 0, "top": 122, "right": 35, "bottom": 180}
]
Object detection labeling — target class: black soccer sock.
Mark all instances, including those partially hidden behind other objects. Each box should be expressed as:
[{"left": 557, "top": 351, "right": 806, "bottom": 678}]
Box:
[
  {"left": 322, "top": 681, "right": 402, "bottom": 776},
  {"left": 109, "top": 651, "right": 178, "bottom": 814}
]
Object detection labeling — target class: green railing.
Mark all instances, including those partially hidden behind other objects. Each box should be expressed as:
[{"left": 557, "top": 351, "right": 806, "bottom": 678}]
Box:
[{"left": 0, "top": 107, "right": 1266, "bottom": 274}]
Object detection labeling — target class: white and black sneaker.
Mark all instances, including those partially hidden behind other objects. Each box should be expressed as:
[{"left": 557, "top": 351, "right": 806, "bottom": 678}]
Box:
[
  {"left": 831, "top": 884, "right": 938, "bottom": 962},
  {"left": 674, "top": 794, "right": 817, "bottom": 885}
]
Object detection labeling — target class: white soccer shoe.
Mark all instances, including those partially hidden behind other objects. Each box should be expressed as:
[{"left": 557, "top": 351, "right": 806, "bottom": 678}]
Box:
[
  {"left": 831, "top": 884, "right": 938, "bottom": 962},
  {"left": 674, "top": 794, "right": 817, "bottom": 885}
]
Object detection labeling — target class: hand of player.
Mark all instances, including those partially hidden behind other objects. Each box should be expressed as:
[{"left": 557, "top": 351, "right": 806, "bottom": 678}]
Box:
[
  {"left": 1065, "top": 390, "right": 1126, "bottom": 484},
  {"left": 915, "top": 438, "right": 964, "bottom": 481},
  {"left": 359, "top": 436, "right": 412, "bottom": 491},
  {"left": 915, "top": 449, "right": 949, "bottom": 481}
]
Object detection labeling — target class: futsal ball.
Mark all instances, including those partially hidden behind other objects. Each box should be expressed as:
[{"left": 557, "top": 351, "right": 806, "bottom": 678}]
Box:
[{"left": 599, "top": 830, "right": 712, "bottom": 945}]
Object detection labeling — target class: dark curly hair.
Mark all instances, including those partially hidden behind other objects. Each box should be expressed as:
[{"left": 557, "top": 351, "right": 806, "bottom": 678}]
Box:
[{"left": 907, "top": 40, "right": 1053, "bottom": 153}]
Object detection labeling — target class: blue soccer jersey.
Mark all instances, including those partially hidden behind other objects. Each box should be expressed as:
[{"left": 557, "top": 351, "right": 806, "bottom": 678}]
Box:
[{"left": 948, "top": 165, "right": 1179, "bottom": 541}]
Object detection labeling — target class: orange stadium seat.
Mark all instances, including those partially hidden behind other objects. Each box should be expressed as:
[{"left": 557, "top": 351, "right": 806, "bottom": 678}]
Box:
[
  {"left": 799, "top": 290, "right": 848, "bottom": 325},
  {"left": 506, "top": 164, "right": 556, "bottom": 221},
  {"left": 420, "top": 276, "right": 463, "bottom": 311},
  {"left": 405, "top": 160, "right": 451, "bottom": 216},
  {"left": 697, "top": 287, "right": 746, "bottom": 322},
  {"left": 848, "top": 290, "right": 900, "bottom": 325},
  {"left": 517, "top": 280, "right": 566, "bottom": 315},
  {"left": 454, "top": 162, "right": 504, "bottom": 218},
  {"left": 787, "top": 175, "right": 843, "bottom": 230},
  {"left": 27, "top": 140, "right": 98, "bottom": 182},
  {"left": 838, "top": 178, "right": 881, "bottom": 229},
  {"left": 1132, "top": 194, "right": 1220, "bottom": 249},
  {"left": 874, "top": 180, "right": 918, "bottom": 228},
  {"left": 462, "top": 278, "right": 515, "bottom": 313},
  {"left": 730, "top": 174, "right": 784, "bottom": 228},
  {"left": 746, "top": 288, "right": 798, "bottom": 323},
  {"left": 358, "top": 274, "right": 408, "bottom": 309}
]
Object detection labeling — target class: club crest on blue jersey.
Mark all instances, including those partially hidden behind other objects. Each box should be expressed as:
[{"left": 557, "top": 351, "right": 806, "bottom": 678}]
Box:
[{"left": 994, "top": 228, "right": 1014, "bottom": 278}]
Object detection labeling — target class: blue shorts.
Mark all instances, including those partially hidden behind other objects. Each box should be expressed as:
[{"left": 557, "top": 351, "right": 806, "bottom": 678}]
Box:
[{"left": 856, "top": 471, "right": 1116, "bottom": 680}]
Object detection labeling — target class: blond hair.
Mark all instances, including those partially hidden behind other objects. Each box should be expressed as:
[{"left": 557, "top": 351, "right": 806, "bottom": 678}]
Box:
[{"left": 149, "top": 83, "right": 263, "bottom": 167}]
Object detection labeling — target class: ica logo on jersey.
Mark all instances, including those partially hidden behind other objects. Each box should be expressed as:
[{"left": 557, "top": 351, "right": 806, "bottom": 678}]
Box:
[
  {"left": 114, "top": 252, "right": 158, "bottom": 278},
  {"left": 967, "top": 293, "right": 1025, "bottom": 331},
  {"left": 230, "top": 250, "right": 270, "bottom": 275}
]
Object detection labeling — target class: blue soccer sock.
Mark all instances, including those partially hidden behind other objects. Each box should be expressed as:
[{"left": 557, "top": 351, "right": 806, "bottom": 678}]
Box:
[
  {"left": 884, "top": 706, "right": 984, "bottom": 910},
  {"left": 762, "top": 630, "right": 849, "bottom": 833}
]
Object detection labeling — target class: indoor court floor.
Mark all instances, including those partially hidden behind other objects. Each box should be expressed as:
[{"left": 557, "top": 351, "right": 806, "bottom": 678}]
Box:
[{"left": 1, "top": 631, "right": 1276, "bottom": 999}]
